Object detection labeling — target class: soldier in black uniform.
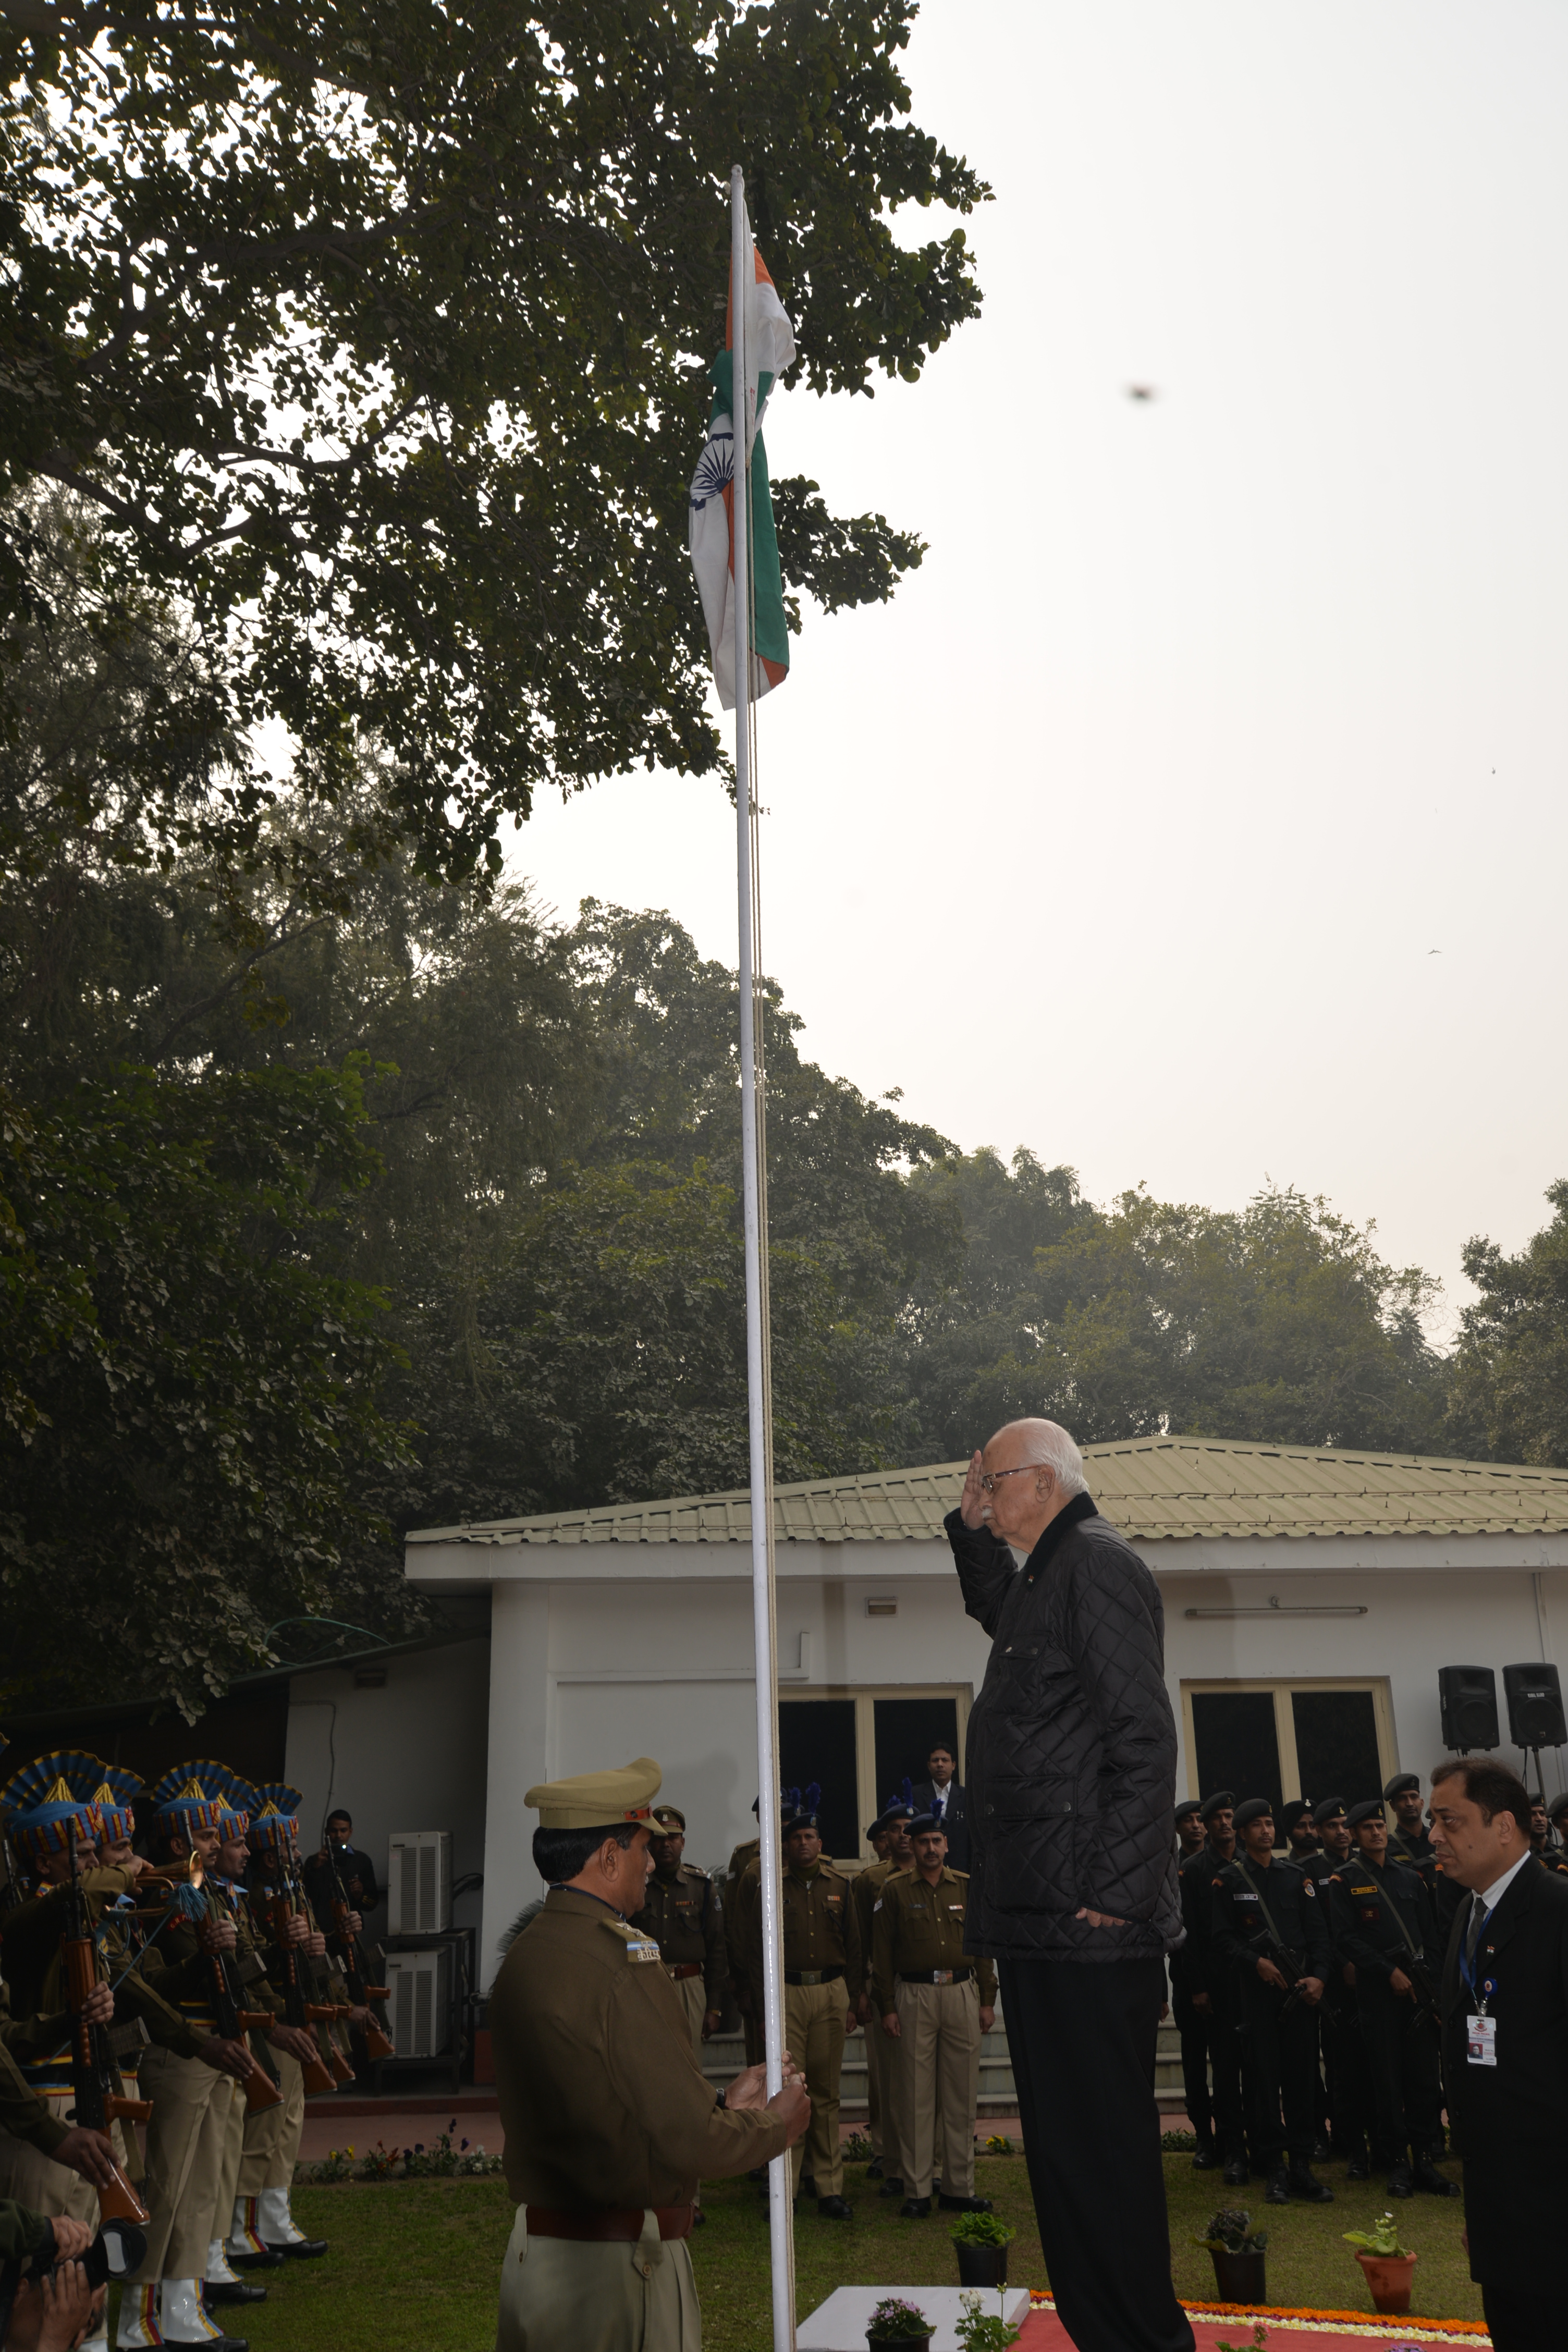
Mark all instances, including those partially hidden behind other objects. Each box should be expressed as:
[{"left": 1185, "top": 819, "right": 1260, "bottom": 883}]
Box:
[
  {"left": 1383, "top": 1773, "right": 1435, "bottom": 1872},
  {"left": 1179, "top": 1791, "right": 1248, "bottom": 2182},
  {"left": 1296, "top": 1797, "right": 1370, "bottom": 2177},
  {"left": 1168, "top": 1802, "right": 1214, "bottom": 2168},
  {"left": 1209, "top": 1799, "right": 1332, "bottom": 2206},
  {"left": 1329, "top": 1799, "right": 1458, "bottom": 2200},
  {"left": 1545, "top": 1793, "right": 1568, "bottom": 1872}
]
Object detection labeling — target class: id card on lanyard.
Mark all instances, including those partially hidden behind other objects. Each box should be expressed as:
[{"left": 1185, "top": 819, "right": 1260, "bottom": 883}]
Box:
[{"left": 1460, "top": 1902, "right": 1498, "bottom": 2065}]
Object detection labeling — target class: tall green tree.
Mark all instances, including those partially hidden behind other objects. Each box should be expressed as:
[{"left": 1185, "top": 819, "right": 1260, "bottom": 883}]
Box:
[
  {"left": 2, "top": 1, "right": 986, "bottom": 883},
  {"left": 1447, "top": 1181, "right": 1568, "bottom": 1465}
]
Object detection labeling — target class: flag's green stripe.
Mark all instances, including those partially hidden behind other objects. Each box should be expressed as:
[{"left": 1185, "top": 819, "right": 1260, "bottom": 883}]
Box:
[{"left": 747, "top": 430, "right": 788, "bottom": 670}]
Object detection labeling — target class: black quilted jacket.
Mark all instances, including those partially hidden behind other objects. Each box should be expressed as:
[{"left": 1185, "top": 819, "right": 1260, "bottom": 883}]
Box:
[{"left": 948, "top": 1492, "right": 1184, "bottom": 1962}]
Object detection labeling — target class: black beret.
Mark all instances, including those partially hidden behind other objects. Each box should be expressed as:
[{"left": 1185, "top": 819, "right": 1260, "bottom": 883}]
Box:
[
  {"left": 1549, "top": 1793, "right": 1568, "bottom": 1824},
  {"left": 1174, "top": 1798, "right": 1203, "bottom": 1823},
  {"left": 906, "top": 1813, "right": 944, "bottom": 1839},
  {"left": 1383, "top": 1772, "right": 1421, "bottom": 1801},
  {"left": 1346, "top": 1798, "right": 1386, "bottom": 1828},
  {"left": 875, "top": 1803, "right": 915, "bottom": 1833},
  {"left": 781, "top": 1810, "right": 819, "bottom": 1836},
  {"left": 1198, "top": 1790, "right": 1236, "bottom": 1823},
  {"left": 1312, "top": 1796, "right": 1348, "bottom": 1827},
  {"left": 865, "top": 1820, "right": 886, "bottom": 1841},
  {"left": 1279, "top": 1799, "right": 1312, "bottom": 1834},
  {"left": 1233, "top": 1797, "right": 1275, "bottom": 1831}
]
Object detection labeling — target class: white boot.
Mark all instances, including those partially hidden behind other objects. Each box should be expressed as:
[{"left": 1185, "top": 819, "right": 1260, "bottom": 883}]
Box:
[
  {"left": 157, "top": 2281, "right": 222, "bottom": 2344},
  {"left": 202, "top": 2241, "right": 240, "bottom": 2288},
  {"left": 116, "top": 2283, "right": 162, "bottom": 2349},
  {"left": 223, "top": 2198, "right": 268, "bottom": 2264},
  {"left": 255, "top": 2185, "right": 309, "bottom": 2248}
]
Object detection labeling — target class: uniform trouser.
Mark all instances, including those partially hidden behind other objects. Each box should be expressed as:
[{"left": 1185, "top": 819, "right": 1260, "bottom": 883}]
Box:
[
  {"left": 1480, "top": 2283, "right": 1560, "bottom": 2352},
  {"left": 1356, "top": 1977, "right": 1441, "bottom": 2163},
  {"left": 1320, "top": 1995, "right": 1370, "bottom": 2159},
  {"left": 132, "top": 2047, "right": 232, "bottom": 2282},
  {"left": 781, "top": 1981, "right": 846, "bottom": 2198},
  {"left": 212, "top": 2068, "right": 248, "bottom": 2246},
  {"left": 1171, "top": 1992, "right": 1215, "bottom": 2147},
  {"left": 666, "top": 1974, "right": 706, "bottom": 2062},
  {"left": 1204, "top": 1990, "right": 1248, "bottom": 2160},
  {"left": 739, "top": 2005, "right": 764, "bottom": 2068},
  {"left": 495, "top": 2206, "right": 700, "bottom": 2352},
  {"left": 0, "top": 2098, "right": 101, "bottom": 2228},
  {"left": 238, "top": 2047, "right": 305, "bottom": 2195},
  {"left": 1003, "top": 1956, "right": 1194, "bottom": 2352},
  {"left": 893, "top": 1979, "right": 981, "bottom": 2199},
  {"left": 1239, "top": 1974, "right": 1322, "bottom": 2167}
]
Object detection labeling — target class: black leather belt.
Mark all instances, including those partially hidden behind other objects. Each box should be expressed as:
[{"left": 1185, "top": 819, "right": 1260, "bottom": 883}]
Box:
[
  {"left": 898, "top": 1968, "right": 973, "bottom": 1986},
  {"left": 783, "top": 1966, "right": 844, "bottom": 1986}
]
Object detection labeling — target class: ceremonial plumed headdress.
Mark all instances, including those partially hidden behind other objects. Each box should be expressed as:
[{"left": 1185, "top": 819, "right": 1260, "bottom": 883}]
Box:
[
  {"left": 0, "top": 1751, "right": 105, "bottom": 1863},
  {"left": 205, "top": 1768, "right": 260, "bottom": 1842},
  {"left": 780, "top": 1782, "right": 822, "bottom": 1835},
  {"left": 89, "top": 1763, "right": 143, "bottom": 1845},
  {"left": 248, "top": 1783, "right": 307, "bottom": 1851},
  {"left": 147, "top": 1761, "right": 228, "bottom": 1836}
]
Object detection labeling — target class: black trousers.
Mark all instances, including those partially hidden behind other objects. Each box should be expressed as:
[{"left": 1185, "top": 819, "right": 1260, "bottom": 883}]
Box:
[
  {"left": 1206, "top": 1985, "right": 1248, "bottom": 2159},
  {"left": 1002, "top": 1956, "right": 1195, "bottom": 2352},
  {"left": 1356, "top": 1974, "right": 1441, "bottom": 2161},
  {"left": 1239, "top": 1973, "right": 1321, "bottom": 2165},
  {"left": 1480, "top": 2284, "right": 1559, "bottom": 2351},
  {"left": 1171, "top": 1990, "right": 1215, "bottom": 2147},
  {"left": 1319, "top": 1995, "right": 1370, "bottom": 2158}
]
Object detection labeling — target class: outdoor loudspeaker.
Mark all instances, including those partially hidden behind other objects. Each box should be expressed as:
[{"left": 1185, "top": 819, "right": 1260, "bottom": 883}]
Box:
[
  {"left": 1503, "top": 1663, "right": 1568, "bottom": 1751},
  {"left": 1439, "top": 1665, "right": 1498, "bottom": 1751}
]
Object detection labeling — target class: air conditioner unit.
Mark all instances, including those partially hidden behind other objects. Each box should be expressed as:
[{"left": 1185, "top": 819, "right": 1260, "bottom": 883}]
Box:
[
  {"left": 386, "top": 1947, "right": 452, "bottom": 2058},
  {"left": 388, "top": 1831, "right": 452, "bottom": 1934}
]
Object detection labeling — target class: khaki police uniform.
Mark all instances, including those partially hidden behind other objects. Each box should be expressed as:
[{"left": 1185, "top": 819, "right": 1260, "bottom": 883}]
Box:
[
  {"left": 851, "top": 1856, "right": 903, "bottom": 2175},
  {"left": 723, "top": 1836, "right": 762, "bottom": 2064},
  {"left": 870, "top": 1866, "right": 995, "bottom": 2201},
  {"left": 493, "top": 1760, "right": 789, "bottom": 2352},
  {"left": 744, "top": 1857, "right": 860, "bottom": 2200},
  {"left": 634, "top": 1863, "right": 727, "bottom": 2061}
]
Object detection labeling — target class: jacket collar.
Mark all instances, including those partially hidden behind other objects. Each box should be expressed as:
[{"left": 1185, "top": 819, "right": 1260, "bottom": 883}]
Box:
[
  {"left": 1023, "top": 1489, "right": 1098, "bottom": 1575},
  {"left": 1473, "top": 1848, "right": 1538, "bottom": 1965}
]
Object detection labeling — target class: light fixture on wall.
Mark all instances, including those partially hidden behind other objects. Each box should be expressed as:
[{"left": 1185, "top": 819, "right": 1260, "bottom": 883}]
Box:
[
  {"left": 1184, "top": 1601, "right": 1367, "bottom": 1619},
  {"left": 865, "top": 1597, "right": 897, "bottom": 1618}
]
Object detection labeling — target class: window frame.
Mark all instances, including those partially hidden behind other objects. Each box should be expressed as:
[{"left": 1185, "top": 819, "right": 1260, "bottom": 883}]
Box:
[
  {"left": 779, "top": 1683, "right": 973, "bottom": 1866},
  {"left": 1180, "top": 1675, "right": 1399, "bottom": 1814}
]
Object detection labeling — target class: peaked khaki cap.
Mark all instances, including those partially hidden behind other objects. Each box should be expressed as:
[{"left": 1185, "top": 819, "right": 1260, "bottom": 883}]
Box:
[{"left": 525, "top": 1757, "right": 663, "bottom": 1830}]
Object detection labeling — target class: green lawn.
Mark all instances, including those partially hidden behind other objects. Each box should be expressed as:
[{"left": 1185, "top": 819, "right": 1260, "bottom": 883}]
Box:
[{"left": 107, "top": 2148, "right": 1483, "bottom": 2350}]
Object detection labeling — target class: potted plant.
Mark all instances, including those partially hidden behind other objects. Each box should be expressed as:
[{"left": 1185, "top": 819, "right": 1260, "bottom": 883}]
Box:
[
  {"left": 866, "top": 2297, "right": 936, "bottom": 2351},
  {"left": 1195, "top": 2207, "right": 1268, "bottom": 2306},
  {"left": 1344, "top": 2214, "right": 1417, "bottom": 2314},
  {"left": 956, "top": 2289, "right": 1022, "bottom": 2350},
  {"left": 951, "top": 2207, "right": 1016, "bottom": 2289}
]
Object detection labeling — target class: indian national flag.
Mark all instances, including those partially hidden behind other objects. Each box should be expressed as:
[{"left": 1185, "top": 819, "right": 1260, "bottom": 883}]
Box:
[{"left": 688, "top": 226, "right": 797, "bottom": 710}]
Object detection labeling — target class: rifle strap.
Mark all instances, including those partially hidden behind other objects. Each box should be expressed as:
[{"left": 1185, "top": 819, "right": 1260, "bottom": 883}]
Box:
[
  {"left": 1234, "top": 1857, "right": 1295, "bottom": 1954},
  {"left": 1376, "top": 1866, "right": 1427, "bottom": 1964}
]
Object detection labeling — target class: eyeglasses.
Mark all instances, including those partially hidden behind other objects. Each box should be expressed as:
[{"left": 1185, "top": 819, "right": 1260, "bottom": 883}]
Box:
[{"left": 977, "top": 1465, "right": 1041, "bottom": 1494}]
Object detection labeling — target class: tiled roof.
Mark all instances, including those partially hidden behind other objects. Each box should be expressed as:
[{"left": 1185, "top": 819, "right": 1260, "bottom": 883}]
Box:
[{"left": 405, "top": 1437, "right": 1568, "bottom": 1548}]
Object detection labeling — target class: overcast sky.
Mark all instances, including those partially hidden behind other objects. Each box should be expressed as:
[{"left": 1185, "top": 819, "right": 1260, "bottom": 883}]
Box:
[{"left": 510, "top": 0, "right": 1568, "bottom": 1336}]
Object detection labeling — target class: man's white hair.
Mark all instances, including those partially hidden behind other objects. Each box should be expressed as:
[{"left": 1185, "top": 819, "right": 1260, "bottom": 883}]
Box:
[{"left": 996, "top": 1417, "right": 1088, "bottom": 1496}]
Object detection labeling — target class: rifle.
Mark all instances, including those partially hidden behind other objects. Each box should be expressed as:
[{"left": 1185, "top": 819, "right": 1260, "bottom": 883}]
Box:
[
  {"left": 60, "top": 1820, "right": 152, "bottom": 2225},
  {"left": 187, "top": 1857, "right": 283, "bottom": 2114},
  {"left": 1400, "top": 1952, "right": 1444, "bottom": 2031},
  {"left": 323, "top": 1845, "right": 394, "bottom": 2061},
  {"left": 258, "top": 1855, "right": 340, "bottom": 2094},
  {"left": 284, "top": 1832, "right": 353, "bottom": 2085}
]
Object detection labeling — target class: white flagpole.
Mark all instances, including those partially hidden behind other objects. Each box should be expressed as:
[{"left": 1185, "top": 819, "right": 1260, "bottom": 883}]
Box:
[{"left": 731, "top": 161, "right": 795, "bottom": 2351}]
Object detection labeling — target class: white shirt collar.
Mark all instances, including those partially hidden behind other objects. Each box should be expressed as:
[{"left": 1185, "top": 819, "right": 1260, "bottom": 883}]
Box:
[{"left": 1477, "top": 1851, "right": 1534, "bottom": 1910}]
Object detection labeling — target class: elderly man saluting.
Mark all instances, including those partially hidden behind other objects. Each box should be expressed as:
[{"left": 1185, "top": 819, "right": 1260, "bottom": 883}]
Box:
[{"left": 948, "top": 1419, "right": 1193, "bottom": 2352}]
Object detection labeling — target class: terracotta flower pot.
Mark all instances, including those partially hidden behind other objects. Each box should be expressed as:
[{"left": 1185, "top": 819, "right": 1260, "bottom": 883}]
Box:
[
  {"left": 1209, "top": 2246, "right": 1267, "bottom": 2306},
  {"left": 1356, "top": 2249, "right": 1417, "bottom": 2314},
  {"left": 956, "top": 2241, "right": 1008, "bottom": 2289}
]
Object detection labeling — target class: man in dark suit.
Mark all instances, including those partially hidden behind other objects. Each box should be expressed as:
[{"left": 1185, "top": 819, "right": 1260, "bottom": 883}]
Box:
[
  {"left": 1431, "top": 1754, "right": 1568, "bottom": 2351},
  {"left": 911, "top": 1744, "right": 970, "bottom": 1872}
]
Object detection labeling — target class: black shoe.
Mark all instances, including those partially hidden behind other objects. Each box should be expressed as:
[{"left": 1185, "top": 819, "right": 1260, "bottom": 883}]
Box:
[
  {"left": 866, "top": 2161, "right": 884, "bottom": 2180},
  {"left": 226, "top": 2250, "right": 284, "bottom": 2271},
  {"left": 817, "top": 2195, "right": 853, "bottom": 2220},
  {"left": 693, "top": 2207, "right": 706, "bottom": 2226},
  {"left": 877, "top": 2177, "right": 906, "bottom": 2199},
  {"left": 1388, "top": 2160, "right": 1415, "bottom": 2198},
  {"left": 1265, "top": 2167, "right": 1291, "bottom": 2206},
  {"left": 1287, "top": 2165, "right": 1333, "bottom": 2204},
  {"left": 1414, "top": 2160, "right": 1461, "bottom": 2198},
  {"left": 166, "top": 2338, "right": 248, "bottom": 2352},
  {"left": 266, "top": 2237, "right": 328, "bottom": 2259},
  {"left": 1192, "top": 2146, "right": 1221, "bottom": 2171},
  {"left": 938, "top": 2194, "right": 993, "bottom": 2213},
  {"left": 204, "top": 2282, "right": 267, "bottom": 2304},
  {"left": 899, "top": 2197, "right": 933, "bottom": 2219},
  {"left": 1346, "top": 2155, "right": 1371, "bottom": 2182},
  {"left": 1312, "top": 2136, "right": 1334, "bottom": 2163},
  {"left": 1222, "top": 2158, "right": 1249, "bottom": 2187}
]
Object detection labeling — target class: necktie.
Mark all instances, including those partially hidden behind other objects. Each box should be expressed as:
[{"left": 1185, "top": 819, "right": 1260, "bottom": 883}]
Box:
[
  {"left": 932, "top": 1792, "right": 944, "bottom": 1819},
  {"left": 1464, "top": 1893, "right": 1487, "bottom": 1969}
]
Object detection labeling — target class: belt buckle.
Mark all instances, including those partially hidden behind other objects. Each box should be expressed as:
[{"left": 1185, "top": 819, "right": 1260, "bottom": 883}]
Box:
[
  {"left": 801, "top": 1970, "right": 821, "bottom": 1986},
  {"left": 936, "top": 1969, "right": 952, "bottom": 1985}
]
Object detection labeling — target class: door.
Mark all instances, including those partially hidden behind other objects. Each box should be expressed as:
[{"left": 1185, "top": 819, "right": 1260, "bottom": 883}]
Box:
[
  {"left": 776, "top": 1697, "right": 859, "bottom": 1864},
  {"left": 873, "top": 1695, "right": 960, "bottom": 1813}
]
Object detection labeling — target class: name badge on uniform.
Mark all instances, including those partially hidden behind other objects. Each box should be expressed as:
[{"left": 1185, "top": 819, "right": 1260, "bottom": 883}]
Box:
[{"left": 1465, "top": 2015, "right": 1497, "bottom": 2066}]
